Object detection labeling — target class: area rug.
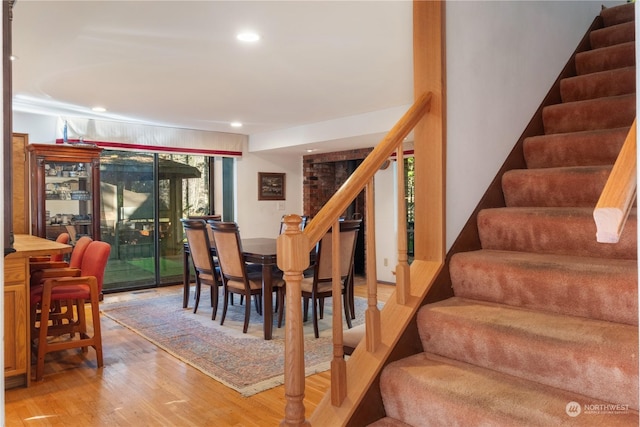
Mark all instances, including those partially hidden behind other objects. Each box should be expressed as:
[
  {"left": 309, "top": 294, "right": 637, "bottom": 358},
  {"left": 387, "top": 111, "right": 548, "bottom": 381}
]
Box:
[{"left": 100, "top": 286, "right": 371, "bottom": 396}]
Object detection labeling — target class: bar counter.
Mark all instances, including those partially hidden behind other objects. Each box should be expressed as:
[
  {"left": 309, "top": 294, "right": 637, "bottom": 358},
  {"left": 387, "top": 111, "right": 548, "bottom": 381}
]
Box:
[{"left": 5, "top": 234, "right": 72, "bottom": 388}]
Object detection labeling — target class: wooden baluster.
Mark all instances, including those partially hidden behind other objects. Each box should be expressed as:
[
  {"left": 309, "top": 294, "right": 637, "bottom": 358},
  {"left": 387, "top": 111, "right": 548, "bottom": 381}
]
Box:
[
  {"left": 395, "top": 144, "right": 410, "bottom": 304},
  {"left": 365, "top": 178, "right": 381, "bottom": 352},
  {"left": 277, "top": 215, "right": 311, "bottom": 427},
  {"left": 330, "top": 219, "right": 347, "bottom": 405}
]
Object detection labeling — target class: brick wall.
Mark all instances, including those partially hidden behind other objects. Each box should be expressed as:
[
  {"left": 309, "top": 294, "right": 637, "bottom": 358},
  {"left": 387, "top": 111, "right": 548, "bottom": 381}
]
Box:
[
  {"left": 303, "top": 147, "right": 373, "bottom": 217},
  {"left": 303, "top": 147, "right": 373, "bottom": 274}
]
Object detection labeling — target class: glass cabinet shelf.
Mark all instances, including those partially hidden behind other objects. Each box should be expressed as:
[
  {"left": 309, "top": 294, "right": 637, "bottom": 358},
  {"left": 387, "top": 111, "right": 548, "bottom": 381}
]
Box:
[{"left": 28, "top": 143, "right": 103, "bottom": 242}]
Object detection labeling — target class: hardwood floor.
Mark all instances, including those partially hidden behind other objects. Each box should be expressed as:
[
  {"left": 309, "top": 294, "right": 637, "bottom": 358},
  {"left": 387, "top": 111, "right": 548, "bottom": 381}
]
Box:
[{"left": 5, "top": 279, "right": 394, "bottom": 426}]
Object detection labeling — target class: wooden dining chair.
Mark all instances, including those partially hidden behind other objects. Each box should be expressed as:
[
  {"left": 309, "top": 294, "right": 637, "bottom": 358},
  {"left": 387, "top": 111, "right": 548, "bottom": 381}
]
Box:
[
  {"left": 209, "top": 221, "right": 285, "bottom": 333},
  {"left": 30, "top": 240, "right": 111, "bottom": 381},
  {"left": 301, "top": 219, "right": 361, "bottom": 338},
  {"left": 181, "top": 218, "right": 222, "bottom": 320}
]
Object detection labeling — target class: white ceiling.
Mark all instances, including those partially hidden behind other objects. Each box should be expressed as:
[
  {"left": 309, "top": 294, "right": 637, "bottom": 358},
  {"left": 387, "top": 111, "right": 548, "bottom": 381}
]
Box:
[{"left": 11, "top": 1, "right": 414, "bottom": 154}]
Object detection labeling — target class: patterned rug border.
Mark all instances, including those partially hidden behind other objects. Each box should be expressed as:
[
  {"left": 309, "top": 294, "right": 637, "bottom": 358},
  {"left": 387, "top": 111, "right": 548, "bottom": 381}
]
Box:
[{"left": 101, "top": 287, "right": 367, "bottom": 396}]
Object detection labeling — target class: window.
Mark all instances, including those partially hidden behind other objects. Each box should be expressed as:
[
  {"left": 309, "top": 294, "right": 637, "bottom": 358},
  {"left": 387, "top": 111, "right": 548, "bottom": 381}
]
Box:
[{"left": 405, "top": 156, "right": 415, "bottom": 257}]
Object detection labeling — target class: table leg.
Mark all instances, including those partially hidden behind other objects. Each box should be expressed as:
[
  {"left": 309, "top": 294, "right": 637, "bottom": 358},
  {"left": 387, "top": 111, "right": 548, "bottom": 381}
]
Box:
[
  {"left": 183, "top": 248, "right": 190, "bottom": 308},
  {"left": 262, "top": 263, "right": 273, "bottom": 340}
]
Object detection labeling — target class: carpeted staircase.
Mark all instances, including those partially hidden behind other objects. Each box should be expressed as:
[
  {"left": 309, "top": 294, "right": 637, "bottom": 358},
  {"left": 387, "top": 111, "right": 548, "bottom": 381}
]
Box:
[{"left": 372, "top": 3, "right": 638, "bottom": 426}]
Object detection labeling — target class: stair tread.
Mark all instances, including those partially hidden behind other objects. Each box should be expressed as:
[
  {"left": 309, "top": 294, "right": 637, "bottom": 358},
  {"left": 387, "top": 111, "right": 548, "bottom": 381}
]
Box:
[
  {"left": 542, "top": 93, "right": 635, "bottom": 134},
  {"left": 523, "top": 127, "right": 628, "bottom": 168},
  {"left": 381, "top": 352, "right": 639, "bottom": 427},
  {"left": 453, "top": 248, "right": 637, "bottom": 271},
  {"left": 502, "top": 165, "right": 612, "bottom": 207},
  {"left": 590, "top": 21, "right": 635, "bottom": 49},
  {"left": 600, "top": 3, "right": 635, "bottom": 27},
  {"left": 418, "top": 297, "right": 639, "bottom": 408},
  {"left": 560, "top": 66, "right": 635, "bottom": 102},
  {"left": 421, "top": 296, "right": 637, "bottom": 346},
  {"left": 451, "top": 249, "right": 638, "bottom": 325},
  {"left": 575, "top": 41, "right": 636, "bottom": 75},
  {"left": 545, "top": 92, "right": 635, "bottom": 111},
  {"left": 478, "top": 206, "right": 637, "bottom": 260}
]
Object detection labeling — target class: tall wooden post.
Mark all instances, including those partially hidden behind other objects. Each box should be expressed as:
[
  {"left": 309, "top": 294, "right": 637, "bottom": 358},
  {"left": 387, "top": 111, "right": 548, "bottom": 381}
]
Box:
[
  {"left": 413, "top": 0, "right": 446, "bottom": 263},
  {"left": 278, "top": 214, "right": 311, "bottom": 427}
]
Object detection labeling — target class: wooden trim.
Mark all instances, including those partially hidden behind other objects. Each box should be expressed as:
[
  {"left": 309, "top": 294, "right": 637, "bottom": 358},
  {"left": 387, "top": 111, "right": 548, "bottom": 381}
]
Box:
[
  {"left": 55, "top": 138, "right": 244, "bottom": 157},
  {"left": 4, "top": 0, "right": 14, "bottom": 252},
  {"left": 412, "top": 0, "right": 446, "bottom": 264},
  {"left": 594, "top": 118, "right": 637, "bottom": 243},
  {"left": 11, "top": 133, "right": 29, "bottom": 234}
]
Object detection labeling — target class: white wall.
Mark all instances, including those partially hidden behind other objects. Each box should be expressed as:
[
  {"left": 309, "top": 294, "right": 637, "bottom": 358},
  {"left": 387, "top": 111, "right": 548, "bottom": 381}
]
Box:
[
  {"left": 374, "top": 163, "right": 397, "bottom": 283},
  {"left": 445, "top": 1, "right": 618, "bottom": 249},
  {"left": 234, "top": 150, "right": 303, "bottom": 239},
  {"left": 14, "top": 111, "right": 57, "bottom": 143}
]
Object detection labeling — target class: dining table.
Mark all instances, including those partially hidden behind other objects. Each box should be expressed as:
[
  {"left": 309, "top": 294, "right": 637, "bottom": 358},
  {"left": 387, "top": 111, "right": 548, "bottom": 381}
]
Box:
[{"left": 183, "top": 237, "right": 283, "bottom": 340}]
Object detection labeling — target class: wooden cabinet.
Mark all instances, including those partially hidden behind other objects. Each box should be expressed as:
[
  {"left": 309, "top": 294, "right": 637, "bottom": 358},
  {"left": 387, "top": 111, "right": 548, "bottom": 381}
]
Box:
[
  {"left": 27, "top": 143, "right": 103, "bottom": 242},
  {"left": 4, "top": 256, "right": 28, "bottom": 388}
]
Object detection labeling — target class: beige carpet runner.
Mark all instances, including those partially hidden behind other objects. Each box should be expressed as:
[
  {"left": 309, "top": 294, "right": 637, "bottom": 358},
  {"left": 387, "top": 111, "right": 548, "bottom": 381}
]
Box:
[{"left": 373, "top": 3, "right": 638, "bottom": 426}]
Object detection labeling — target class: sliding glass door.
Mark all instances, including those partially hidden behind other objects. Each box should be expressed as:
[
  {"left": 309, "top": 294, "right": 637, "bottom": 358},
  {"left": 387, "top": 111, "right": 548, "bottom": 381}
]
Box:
[
  {"left": 157, "top": 153, "right": 209, "bottom": 285},
  {"left": 100, "top": 150, "right": 211, "bottom": 292}
]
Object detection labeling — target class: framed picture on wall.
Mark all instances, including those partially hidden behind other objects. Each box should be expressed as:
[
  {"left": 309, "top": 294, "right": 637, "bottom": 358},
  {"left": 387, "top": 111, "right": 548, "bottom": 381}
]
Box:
[{"left": 258, "top": 172, "right": 286, "bottom": 201}]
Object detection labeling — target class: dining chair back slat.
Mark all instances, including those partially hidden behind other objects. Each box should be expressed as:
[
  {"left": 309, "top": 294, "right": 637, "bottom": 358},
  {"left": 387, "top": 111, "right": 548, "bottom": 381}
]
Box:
[{"left": 181, "top": 219, "right": 221, "bottom": 320}]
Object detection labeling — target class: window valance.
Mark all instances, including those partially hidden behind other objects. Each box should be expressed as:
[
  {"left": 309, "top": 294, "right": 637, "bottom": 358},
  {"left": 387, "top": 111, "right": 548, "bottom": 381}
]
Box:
[{"left": 56, "top": 117, "right": 245, "bottom": 157}]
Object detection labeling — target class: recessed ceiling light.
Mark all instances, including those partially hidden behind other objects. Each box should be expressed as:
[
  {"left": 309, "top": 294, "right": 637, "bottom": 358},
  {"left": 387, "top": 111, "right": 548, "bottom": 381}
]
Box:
[
  {"left": 92, "top": 106, "right": 107, "bottom": 113},
  {"left": 237, "top": 32, "right": 260, "bottom": 42},
  {"left": 9, "top": 55, "right": 18, "bottom": 61},
  {"left": 230, "top": 121, "right": 242, "bottom": 128}
]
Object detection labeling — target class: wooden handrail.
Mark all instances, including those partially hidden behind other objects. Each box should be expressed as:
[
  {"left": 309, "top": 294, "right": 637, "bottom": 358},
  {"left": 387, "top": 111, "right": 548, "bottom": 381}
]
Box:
[
  {"left": 302, "top": 91, "right": 433, "bottom": 249},
  {"left": 593, "top": 118, "right": 637, "bottom": 243},
  {"left": 277, "top": 92, "right": 432, "bottom": 427}
]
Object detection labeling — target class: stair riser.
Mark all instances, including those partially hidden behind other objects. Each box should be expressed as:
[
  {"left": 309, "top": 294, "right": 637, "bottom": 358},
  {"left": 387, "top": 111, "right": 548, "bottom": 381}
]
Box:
[
  {"left": 575, "top": 42, "right": 635, "bottom": 75},
  {"left": 523, "top": 127, "right": 627, "bottom": 169},
  {"left": 590, "top": 21, "right": 635, "bottom": 49},
  {"left": 450, "top": 250, "right": 638, "bottom": 325},
  {"left": 601, "top": 3, "right": 636, "bottom": 27},
  {"left": 477, "top": 208, "right": 637, "bottom": 260},
  {"left": 560, "top": 67, "right": 635, "bottom": 102},
  {"left": 502, "top": 166, "right": 611, "bottom": 207},
  {"left": 417, "top": 300, "right": 639, "bottom": 409},
  {"left": 380, "top": 353, "right": 639, "bottom": 427},
  {"left": 542, "top": 94, "right": 635, "bottom": 134}
]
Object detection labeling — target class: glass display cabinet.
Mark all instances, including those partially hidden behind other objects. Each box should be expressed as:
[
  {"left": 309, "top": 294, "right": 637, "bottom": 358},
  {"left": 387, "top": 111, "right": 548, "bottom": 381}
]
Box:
[{"left": 28, "top": 143, "right": 103, "bottom": 242}]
